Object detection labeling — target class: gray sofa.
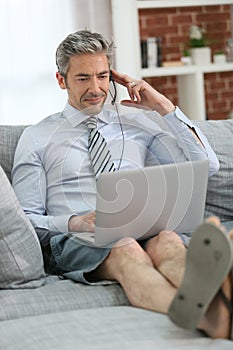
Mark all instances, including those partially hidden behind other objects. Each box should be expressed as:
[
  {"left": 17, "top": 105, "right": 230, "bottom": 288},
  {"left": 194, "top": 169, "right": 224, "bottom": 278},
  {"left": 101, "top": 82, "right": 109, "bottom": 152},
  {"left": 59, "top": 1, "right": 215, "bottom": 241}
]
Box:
[{"left": 0, "top": 119, "right": 233, "bottom": 349}]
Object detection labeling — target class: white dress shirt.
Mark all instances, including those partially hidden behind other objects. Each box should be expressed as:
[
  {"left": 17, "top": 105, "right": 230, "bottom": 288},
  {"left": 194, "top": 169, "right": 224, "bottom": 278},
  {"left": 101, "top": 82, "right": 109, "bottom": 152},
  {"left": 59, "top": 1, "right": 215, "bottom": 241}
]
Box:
[{"left": 12, "top": 103, "right": 219, "bottom": 233}]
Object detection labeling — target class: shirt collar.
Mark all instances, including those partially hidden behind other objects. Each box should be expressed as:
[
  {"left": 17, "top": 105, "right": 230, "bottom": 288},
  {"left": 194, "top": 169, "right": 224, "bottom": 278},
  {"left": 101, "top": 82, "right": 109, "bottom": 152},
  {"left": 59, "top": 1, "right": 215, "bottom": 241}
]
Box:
[{"left": 63, "top": 102, "right": 109, "bottom": 127}]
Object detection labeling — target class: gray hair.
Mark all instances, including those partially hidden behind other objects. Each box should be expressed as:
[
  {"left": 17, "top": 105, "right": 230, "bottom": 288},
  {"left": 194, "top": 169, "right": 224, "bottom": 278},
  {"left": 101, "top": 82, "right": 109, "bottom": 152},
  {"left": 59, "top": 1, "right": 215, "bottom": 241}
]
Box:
[{"left": 56, "top": 30, "right": 114, "bottom": 77}]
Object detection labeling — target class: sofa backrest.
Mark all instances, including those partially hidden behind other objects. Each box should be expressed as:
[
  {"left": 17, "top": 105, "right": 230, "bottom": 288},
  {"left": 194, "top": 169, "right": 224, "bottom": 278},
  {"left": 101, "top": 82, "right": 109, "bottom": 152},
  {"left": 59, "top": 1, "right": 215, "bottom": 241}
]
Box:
[
  {"left": 0, "top": 120, "right": 233, "bottom": 222},
  {"left": 194, "top": 119, "right": 233, "bottom": 222},
  {"left": 0, "top": 125, "right": 27, "bottom": 181}
]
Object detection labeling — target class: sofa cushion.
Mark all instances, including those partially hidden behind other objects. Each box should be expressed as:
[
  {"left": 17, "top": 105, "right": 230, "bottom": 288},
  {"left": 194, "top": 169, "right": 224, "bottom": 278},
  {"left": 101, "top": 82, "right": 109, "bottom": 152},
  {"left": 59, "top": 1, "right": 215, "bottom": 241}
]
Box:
[
  {"left": 0, "top": 125, "right": 26, "bottom": 181},
  {"left": 1, "top": 306, "right": 231, "bottom": 350},
  {"left": 0, "top": 276, "right": 129, "bottom": 321},
  {"left": 0, "top": 165, "right": 45, "bottom": 288},
  {"left": 194, "top": 120, "right": 233, "bottom": 221}
]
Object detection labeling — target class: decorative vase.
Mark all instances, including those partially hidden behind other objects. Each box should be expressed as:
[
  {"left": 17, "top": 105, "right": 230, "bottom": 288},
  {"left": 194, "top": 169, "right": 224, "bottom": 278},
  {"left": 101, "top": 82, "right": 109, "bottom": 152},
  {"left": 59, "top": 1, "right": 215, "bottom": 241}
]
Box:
[
  {"left": 181, "top": 56, "right": 192, "bottom": 65},
  {"left": 190, "top": 47, "right": 211, "bottom": 65},
  {"left": 213, "top": 53, "right": 226, "bottom": 64}
]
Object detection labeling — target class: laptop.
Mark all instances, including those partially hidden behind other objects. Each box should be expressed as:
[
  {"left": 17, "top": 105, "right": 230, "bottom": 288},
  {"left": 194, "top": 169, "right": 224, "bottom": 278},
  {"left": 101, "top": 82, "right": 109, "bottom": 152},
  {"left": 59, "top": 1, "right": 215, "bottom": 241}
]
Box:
[{"left": 69, "top": 160, "right": 209, "bottom": 247}]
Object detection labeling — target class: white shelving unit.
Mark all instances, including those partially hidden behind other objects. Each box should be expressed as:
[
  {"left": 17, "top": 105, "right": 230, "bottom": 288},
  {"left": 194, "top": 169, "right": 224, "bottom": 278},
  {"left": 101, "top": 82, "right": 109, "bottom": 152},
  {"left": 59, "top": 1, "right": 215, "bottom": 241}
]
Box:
[
  {"left": 136, "top": 0, "right": 233, "bottom": 9},
  {"left": 111, "top": 0, "right": 233, "bottom": 120}
]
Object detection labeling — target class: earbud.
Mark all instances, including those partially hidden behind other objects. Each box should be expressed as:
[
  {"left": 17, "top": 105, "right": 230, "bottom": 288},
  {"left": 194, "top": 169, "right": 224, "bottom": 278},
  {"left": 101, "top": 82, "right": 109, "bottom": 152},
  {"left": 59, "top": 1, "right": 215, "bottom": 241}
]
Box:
[
  {"left": 109, "top": 71, "right": 117, "bottom": 105},
  {"left": 109, "top": 71, "right": 113, "bottom": 82}
]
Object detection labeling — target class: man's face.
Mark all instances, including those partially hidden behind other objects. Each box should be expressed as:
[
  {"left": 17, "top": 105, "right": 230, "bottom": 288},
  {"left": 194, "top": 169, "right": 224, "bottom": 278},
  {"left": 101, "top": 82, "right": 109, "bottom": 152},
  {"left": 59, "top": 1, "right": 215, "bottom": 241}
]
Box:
[{"left": 56, "top": 53, "right": 110, "bottom": 115}]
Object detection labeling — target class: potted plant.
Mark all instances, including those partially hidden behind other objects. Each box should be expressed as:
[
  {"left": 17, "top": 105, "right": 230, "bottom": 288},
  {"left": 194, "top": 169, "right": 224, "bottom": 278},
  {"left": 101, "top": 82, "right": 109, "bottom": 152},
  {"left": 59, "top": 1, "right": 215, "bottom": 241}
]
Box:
[{"left": 189, "top": 25, "right": 211, "bottom": 65}]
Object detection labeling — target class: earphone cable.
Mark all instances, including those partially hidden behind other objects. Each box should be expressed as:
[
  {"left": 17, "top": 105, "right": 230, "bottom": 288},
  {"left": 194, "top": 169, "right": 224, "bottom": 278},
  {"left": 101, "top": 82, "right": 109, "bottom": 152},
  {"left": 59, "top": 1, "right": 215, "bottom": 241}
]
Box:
[{"left": 109, "top": 89, "right": 125, "bottom": 171}]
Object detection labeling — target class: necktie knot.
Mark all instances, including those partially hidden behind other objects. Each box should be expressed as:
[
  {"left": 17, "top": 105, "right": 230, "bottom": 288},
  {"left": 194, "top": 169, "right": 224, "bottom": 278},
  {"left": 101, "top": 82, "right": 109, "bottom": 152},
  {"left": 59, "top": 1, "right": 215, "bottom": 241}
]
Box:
[{"left": 86, "top": 116, "right": 97, "bottom": 130}]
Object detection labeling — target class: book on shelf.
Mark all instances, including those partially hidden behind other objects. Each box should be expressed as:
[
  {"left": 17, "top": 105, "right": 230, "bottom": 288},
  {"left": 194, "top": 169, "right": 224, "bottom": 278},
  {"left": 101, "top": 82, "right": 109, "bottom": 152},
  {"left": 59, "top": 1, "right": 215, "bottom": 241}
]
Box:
[{"left": 140, "top": 37, "right": 162, "bottom": 68}]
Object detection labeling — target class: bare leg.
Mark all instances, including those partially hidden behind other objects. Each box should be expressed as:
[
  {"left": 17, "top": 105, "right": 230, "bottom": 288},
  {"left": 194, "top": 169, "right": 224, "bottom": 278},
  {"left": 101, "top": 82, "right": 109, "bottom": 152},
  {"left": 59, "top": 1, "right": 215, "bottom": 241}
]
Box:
[
  {"left": 144, "top": 231, "right": 187, "bottom": 288},
  {"left": 89, "top": 217, "right": 233, "bottom": 339},
  {"left": 88, "top": 237, "right": 177, "bottom": 314}
]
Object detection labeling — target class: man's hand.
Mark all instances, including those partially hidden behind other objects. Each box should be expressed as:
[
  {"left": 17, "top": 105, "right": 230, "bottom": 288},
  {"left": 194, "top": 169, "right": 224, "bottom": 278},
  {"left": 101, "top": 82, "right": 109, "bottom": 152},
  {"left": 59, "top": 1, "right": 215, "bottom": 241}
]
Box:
[
  {"left": 111, "top": 69, "right": 175, "bottom": 116},
  {"left": 68, "top": 211, "right": 96, "bottom": 233}
]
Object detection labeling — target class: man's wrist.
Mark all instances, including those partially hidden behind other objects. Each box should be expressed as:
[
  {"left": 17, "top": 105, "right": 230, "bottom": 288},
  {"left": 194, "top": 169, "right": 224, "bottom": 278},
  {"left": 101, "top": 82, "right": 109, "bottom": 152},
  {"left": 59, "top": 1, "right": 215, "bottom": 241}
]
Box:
[
  {"left": 152, "top": 98, "right": 175, "bottom": 116},
  {"left": 68, "top": 215, "right": 78, "bottom": 232}
]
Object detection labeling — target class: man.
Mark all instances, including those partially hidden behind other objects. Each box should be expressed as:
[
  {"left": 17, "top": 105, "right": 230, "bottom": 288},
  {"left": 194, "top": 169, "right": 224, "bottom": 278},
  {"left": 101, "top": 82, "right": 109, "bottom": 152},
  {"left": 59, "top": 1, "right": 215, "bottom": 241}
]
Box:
[{"left": 12, "top": 30, "right": 232, "bottom": 339}]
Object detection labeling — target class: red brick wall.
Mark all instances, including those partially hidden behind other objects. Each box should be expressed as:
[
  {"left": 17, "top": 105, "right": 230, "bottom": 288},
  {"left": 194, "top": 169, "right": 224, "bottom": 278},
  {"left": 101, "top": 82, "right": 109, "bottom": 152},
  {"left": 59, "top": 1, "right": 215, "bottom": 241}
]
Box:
[{"left": 139, "top": 5, "right": 233, "bottom": 120}]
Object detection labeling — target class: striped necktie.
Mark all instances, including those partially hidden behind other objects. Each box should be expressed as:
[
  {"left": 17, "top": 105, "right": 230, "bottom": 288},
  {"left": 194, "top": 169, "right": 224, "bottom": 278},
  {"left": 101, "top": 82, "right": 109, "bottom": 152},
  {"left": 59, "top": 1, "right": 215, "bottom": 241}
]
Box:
[{"left": 86, "top": 116, "right": 116, "bottom": 179}]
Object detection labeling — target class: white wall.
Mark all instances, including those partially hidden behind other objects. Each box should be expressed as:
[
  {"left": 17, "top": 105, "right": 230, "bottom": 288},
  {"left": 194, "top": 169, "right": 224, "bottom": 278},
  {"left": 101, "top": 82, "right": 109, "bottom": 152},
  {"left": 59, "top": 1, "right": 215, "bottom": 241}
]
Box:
[{"left": 0, "top": 0, "right": 112, "bottom": 125}]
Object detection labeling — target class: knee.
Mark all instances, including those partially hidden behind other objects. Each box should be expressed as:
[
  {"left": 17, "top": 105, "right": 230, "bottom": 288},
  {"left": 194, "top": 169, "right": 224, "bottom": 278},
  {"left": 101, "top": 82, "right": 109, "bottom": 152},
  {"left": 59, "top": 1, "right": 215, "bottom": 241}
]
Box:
[
  {"left": 157, "top": 230, "right": 184, "bottom": 245},
  {"left": 145, "top": 230, "right": 183, "bottom": 256},
  {"left": 112, "top": 236, "right": 143, "bottom": 256},
  {"left": 111, "top": 236, "right": 153, "bottom": 267}
]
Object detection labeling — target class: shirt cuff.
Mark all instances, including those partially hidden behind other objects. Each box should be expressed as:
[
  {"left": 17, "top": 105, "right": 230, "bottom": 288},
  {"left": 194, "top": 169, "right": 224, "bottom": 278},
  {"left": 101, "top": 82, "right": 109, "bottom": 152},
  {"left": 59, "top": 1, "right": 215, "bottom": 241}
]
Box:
[
  {"left": 163, "top": 106, "right": 195, "bottom": 129},
  {"left": 49, "top": 215, "right": 71, "bottom": 233},
  {"left": 163, "top": 106, "right": 204, "bottom": 145}
]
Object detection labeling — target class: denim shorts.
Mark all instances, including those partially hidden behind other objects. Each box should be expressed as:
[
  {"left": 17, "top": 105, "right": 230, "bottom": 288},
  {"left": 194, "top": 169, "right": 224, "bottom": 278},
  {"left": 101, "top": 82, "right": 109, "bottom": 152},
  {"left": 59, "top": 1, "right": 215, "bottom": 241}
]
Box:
[
  {"left": 50, "top": 234, "right": 112, "bottom": 285},
  {"left": 48, "top": 230, "right": 192, "bottom": 285}
]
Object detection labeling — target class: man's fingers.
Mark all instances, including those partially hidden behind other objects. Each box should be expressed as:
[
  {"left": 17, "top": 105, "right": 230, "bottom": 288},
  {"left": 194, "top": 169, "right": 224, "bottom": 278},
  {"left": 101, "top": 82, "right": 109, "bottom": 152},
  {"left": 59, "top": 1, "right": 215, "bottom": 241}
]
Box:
[{"left": 120, "top": 100, "right": 150, "bottom": 110}]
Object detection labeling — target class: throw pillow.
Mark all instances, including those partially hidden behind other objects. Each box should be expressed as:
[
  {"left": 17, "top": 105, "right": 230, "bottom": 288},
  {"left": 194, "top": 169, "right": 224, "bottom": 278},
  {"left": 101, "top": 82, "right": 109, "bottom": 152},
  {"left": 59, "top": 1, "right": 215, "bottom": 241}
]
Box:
[{"left": 0, "top": 165, "right": 45, "bottom": 288}]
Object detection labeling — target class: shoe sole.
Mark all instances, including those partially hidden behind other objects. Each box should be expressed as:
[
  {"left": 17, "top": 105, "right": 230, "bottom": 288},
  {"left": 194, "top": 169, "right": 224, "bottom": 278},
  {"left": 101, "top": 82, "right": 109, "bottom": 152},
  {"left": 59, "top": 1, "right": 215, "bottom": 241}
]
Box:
[{"left": 168, "top": 222, "right": 233, "bottom": 330}]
